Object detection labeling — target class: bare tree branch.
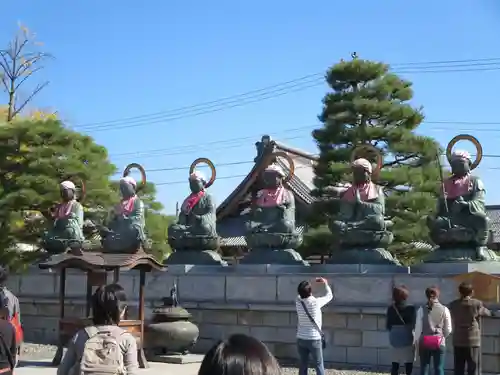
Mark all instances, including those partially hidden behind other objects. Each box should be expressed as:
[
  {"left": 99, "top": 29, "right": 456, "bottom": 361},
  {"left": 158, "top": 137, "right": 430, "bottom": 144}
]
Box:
[
  {"left": 11, "top": 81, "right": 48, "bottom": 118},
  {"left": 0, "top": 24, "right": 51, "bottom": 121},
  {"left": 14, "top": 66, "right": 43, "bottom": 91}
]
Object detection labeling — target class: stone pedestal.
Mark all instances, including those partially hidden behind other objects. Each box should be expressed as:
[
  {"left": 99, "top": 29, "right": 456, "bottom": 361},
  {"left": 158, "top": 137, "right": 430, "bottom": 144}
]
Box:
[
  {"left": 411, "top": 261, "right": 500, "bottom": 274},
  {"left": 164, "top": 250, "right": 227, "bottom": 266},
  {"left": 420, "top": 246, "right": 499, "bottom": 263},
  {"left": 239, "top": 248, "right": 309, "bottom": 265},
  {"left": 327, "top": 247, "right": 400, "bottom": 265},
  {"left": 312, "top": 263, "right": 410, "bottom": 274}
]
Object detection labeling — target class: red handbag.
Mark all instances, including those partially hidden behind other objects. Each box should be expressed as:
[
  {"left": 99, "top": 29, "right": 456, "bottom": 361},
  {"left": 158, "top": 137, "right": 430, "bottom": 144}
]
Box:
[
  {"left": 10, "top": 313, "right": 23, "bottom": 344},
  {"left": 421, "top": 335, "right": 443, "bottom": 350}
]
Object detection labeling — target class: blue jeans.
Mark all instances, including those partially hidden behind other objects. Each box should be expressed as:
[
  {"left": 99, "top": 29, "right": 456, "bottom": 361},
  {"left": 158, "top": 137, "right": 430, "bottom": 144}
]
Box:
[
  {"left": 419, "top": 347, "right": 445, "bottom": 375},
  {"left": 297, "top": 339, "right": 325, "bottom": 375}
]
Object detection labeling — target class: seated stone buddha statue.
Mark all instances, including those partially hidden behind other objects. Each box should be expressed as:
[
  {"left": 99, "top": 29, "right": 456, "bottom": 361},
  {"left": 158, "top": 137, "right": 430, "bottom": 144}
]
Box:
[
  {"left": 245, "top": 163, "right": 302, "bottom": 249},
  {"left": 42, "top": 180, "right": 85, "bottom": 254},
  {"left": 427, "top": 149, "right": 489, "bottom": 246},
  {"left": 168, "top": 170, "right": 218, "bottom": 250},
  {"left": 101, "top": 176, "right": 148, "bottom": 253},
  {"left": 329, "top": 157, "right": 393, "bottom": 249}
]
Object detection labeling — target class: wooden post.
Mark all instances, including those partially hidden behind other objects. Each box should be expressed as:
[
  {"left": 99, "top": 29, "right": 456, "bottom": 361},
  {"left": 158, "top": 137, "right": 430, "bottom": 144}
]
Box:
[
  {"left": 137, "top": 269, "right": 148, "bottom": 368},
  {"left": 52, "top": 268, "right": 66, "bottom": 366},
  {"left": 86, "top": 271, "right": 92, "bottom": 317}
]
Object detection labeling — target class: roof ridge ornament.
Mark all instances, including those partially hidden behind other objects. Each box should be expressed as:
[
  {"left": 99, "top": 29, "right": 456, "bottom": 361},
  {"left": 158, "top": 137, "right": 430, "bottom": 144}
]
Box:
[{"left": 254, "top": 135, "right": 274, "bottom": 163}]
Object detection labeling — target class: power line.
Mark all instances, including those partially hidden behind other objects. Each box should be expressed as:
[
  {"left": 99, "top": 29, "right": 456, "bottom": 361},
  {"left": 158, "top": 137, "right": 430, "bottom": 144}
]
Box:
[
  {"left": 72, "top": 58, "right": 500, "bottom": 133},
  {"left": 74, "top": 58, "right": 500, "bottom": 129},
  {"left": 151, "top": 162, "right": 500, "bottom": 187},
  {"left": 81, "top": 65, "right": 500, "bottom": 133},
  {"left": 110, "top": 126, "right": 314, "bottom": 159},
  {"left": 109, "top": 121, "right": 500, "bottom": 161},
  {"left": 124, "top": 152, "right": 500, "bottom": 176}
]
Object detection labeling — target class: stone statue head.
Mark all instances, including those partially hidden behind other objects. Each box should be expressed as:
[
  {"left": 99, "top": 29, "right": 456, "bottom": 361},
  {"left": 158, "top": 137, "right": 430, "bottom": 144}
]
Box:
[
  {"left": 351, "top": 158, "right": 372, "bottom": 184},
  {"left": 60, "top": 180, "right": 76, "bottom": 202},
  {"left": 189, "top": 171, "right": 206, "bottom": 194},
  {"left": 119, "top": 176, "right": 137, "bottom": 199},
  {"left": 450, "top": 150, "right": 471, "bottom": 177},
  {"left": 261, "top": 164, "right": 285, "bottom": 189}
]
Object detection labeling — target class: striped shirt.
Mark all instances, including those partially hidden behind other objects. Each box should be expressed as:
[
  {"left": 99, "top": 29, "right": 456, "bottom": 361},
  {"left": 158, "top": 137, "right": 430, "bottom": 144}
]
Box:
[{"left": 296, "top": 284, "right": 333, "bottom": 340}]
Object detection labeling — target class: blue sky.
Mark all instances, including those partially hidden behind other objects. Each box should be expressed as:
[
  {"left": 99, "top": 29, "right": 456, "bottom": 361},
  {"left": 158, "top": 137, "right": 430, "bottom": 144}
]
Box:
[{"left": 2, "top": 0, "right": 500, "bottom": 214}]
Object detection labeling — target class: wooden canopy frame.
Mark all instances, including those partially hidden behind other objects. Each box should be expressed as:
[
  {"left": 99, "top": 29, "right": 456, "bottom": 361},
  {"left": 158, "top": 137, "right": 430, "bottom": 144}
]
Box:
[{"left": 39, "top": 251, "right": 165, "bottom": 368}]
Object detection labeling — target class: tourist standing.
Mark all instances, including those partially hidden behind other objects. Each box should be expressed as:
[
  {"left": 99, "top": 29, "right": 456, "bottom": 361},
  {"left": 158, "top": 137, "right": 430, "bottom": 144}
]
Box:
[
  {"left": 295, "top": 278, "right": 334, "bottom": 375},
  {"left": 449, "top": 282, "right": 491, "bottom": 375},
  {"left": 0, "top": 267, "right": 22, "bottom": 360},
  {"left": 57, "top": 283, "right": 138, "bottom": 375},
  {"left": 414, "top": 286, "right": 452, "bottom": 375},
  {"left": 0, "top": 304, "right": 17, "bottom": 375},
  {"left": 386, "top": 286, "right": 416, "bottom": 375}
]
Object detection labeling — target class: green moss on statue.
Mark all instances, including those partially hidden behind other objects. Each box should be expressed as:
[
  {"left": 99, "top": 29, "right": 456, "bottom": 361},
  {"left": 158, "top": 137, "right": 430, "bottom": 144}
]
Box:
[
  {"left": 168, "top": 171, "right": 218, "bottom": 250},
  {"left": 42, "top": 180, "right": 85, "bottom": 254},
  {"left": 101, "top": 176, "right": 148, "bottom": 253},
  {"left": 426, "top": 149, "right": 497, "bottom": 262},
  {"left": 328, "top": 158, "right": 397, "bottom": 264},
  {"left": 245, "top": 164, "right": 302, "bottom": 249}
]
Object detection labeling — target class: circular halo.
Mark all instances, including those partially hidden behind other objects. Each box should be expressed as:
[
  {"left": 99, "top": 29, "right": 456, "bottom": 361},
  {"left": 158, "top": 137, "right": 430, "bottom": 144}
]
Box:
[
  {"left": 189, "top": 158, "right": 217, "bottom": 188},
  {"left": 446, "top": 134, "right": 482, "bottom": 170},
  {"left": 350, "top": 144, "right": 383, "bottom": 177},
  {"left": 263, "top": 151, "right": 295, "bottom": 183},
  {"left": 123, "top": 163, "right": 147, "bottom": 191}
]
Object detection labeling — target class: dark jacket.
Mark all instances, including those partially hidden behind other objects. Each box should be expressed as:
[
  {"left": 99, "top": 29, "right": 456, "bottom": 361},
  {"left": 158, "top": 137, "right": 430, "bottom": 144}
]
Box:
[
  {"left": 386, "top": 303, "right": 416, "bottom": 330},
  {"left": 449, "top": 297, "right": 490, "bottom": 347},
  {"left": 0, "top": 319, "right": 16, "bottom": 370}
]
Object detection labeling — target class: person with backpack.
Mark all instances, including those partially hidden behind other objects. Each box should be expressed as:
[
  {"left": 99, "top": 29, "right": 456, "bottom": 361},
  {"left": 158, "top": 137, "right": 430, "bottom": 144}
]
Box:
[
  {"left": 0, "top": 304, "right": 17, "bottom": 374},
  {"left": 386, "top": 286, "right": 416, "bottom": 375},
  {"left": 295, "top": 278, "right": 333, "bottom": 375},
  {"left": 57, "top": 283, "right": 139, "bottom": 375},
  {"left": 414, "top": 286, "right": 452, "bottom": 375},
  {"left": 0, "top": 267, "right": 22, "bottom": 358}
]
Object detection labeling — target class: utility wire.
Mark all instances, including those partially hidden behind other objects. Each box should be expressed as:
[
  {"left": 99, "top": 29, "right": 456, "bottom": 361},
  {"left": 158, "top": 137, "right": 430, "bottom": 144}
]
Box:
[
  {"left": 151, "top": 162, "right": 500, "bottom": 187},
  {"left": 81, "top": 65, "right": 500, "bottom": 133},
  {"left": 74, "top": 58, "right": 500, "bottom": 129},
  {"left": 109, "top": 121, "right": 500, "bottom": 161},
  {"left": 118, "top": 152, "right": 500, "bottom": 177},
  {"left": 72, "top": 58, "right": 500, "bottom": 133}
]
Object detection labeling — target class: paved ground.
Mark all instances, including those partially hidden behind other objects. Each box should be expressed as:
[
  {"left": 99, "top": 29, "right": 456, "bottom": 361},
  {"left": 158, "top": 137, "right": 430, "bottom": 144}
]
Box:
[
  {"left": 17, "top": 360, "right": 387, "bottom": 375},
  {"left": 18, "top": 343, "right": 387, "bottom": 375},
  {"left": 17, "top": 360, "right": 201, "bottom": 375}
]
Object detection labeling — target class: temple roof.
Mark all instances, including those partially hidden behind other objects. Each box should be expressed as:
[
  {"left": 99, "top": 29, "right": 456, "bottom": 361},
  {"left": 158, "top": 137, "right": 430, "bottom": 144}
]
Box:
[
  {"left": 39, "top": 251, "right": 166, "bottom": 272},
  {"left": 216, "top": 136, "right": 318, "bottom": 220},
  {"left": 486, "top": 205, "right": 500, "bottom": 243}
]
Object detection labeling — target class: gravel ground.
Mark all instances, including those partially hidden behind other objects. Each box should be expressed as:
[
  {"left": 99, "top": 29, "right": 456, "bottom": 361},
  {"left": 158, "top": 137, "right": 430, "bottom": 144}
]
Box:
[
  {"left": 19, "top": 343, "right": 386, "bottom": 375},
  {"left": 282, "top": 370, "right": 385, "bottom": 375},
  {"left": 20, "top": 343, "right": 58, "bottom": 361}
]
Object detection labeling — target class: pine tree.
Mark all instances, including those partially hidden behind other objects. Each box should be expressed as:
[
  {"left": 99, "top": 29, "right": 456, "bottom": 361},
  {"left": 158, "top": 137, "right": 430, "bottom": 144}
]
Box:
[
  {"left": 309, "top": 56, "right": 442, "bottom": 264},
  {"left": 0, "top": 118, "right": 117, "bottom": 269}
]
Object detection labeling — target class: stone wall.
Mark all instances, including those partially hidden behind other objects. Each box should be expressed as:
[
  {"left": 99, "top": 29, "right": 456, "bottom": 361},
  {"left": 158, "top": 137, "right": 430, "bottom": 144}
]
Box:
[{"left": 9, "top": 266, "right": 500, "bottom": 373}]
